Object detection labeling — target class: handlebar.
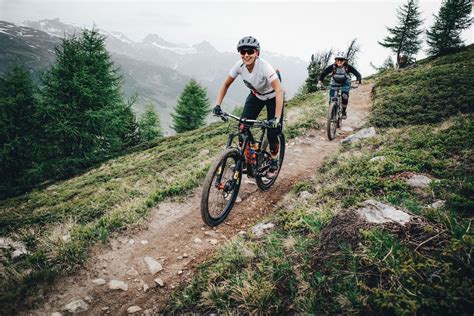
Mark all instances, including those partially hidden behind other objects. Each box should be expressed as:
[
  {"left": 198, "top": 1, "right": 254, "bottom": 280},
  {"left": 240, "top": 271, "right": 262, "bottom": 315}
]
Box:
[
  {"left": 215, "top": 111, "right": 271, "bottom": 128},
  {"left": 319, "top": 83, "right": 360, "bottom": 90}
]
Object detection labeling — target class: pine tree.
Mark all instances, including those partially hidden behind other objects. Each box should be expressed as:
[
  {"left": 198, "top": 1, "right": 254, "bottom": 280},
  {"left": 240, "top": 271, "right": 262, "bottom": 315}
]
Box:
[
  {"left": 138, "top": 104, "right": 163, "bottom": 141},
  {"left": 379, "top": 0, "right": 423, "bottom": 68},
  {"left": 345, "top": 38, "right": 361, "bottom": 66},
  {"left": 35, "top": 28, "right": 138, "bottom": 179},
  {"left": 0, "top": 64, "right": 38, "bottom": 195},
  {"left": 426, "top": 0, "right": 472, "bottom": 55},
  {"left": 304, "top": 49, "right": 333, "bottom": 93},
  {"left": 172, "top": 79, "right": 210, "bottom": 133}
]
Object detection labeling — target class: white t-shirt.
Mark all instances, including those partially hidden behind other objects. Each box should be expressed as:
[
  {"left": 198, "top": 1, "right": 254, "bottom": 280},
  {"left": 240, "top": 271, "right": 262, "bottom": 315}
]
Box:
[{"left": 229, "top": 57, "right": 278, "bottom": 100}]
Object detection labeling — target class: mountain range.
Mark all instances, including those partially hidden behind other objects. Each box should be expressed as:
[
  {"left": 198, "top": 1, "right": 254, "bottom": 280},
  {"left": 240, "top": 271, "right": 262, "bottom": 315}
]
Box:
[{"left": 0, "top": 19, "right": 308, "bottom": 134}]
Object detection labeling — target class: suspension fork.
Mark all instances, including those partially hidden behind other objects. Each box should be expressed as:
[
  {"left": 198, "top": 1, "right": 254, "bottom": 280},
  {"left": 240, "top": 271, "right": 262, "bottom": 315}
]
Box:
[{"left": 214, "top": 133, "right": 248, "bottom": 190}]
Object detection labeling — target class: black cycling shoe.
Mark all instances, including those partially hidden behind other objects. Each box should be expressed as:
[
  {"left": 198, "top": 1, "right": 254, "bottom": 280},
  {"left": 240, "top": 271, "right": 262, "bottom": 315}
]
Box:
[
  {"left": 341, "top": 108, "right": 347, "bottom": 119},
  {"left": 266, "top": 159, "right": 279, "bottom": 178}
]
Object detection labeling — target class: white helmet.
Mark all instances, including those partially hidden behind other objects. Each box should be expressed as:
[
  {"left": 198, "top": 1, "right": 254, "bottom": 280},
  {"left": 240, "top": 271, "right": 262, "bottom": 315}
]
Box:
[
  {"left": 237, "top": 36, "right": 260, "bottom": 52},
  {"left": 335, "top": 51, "right": 348, "bottom": 60}
]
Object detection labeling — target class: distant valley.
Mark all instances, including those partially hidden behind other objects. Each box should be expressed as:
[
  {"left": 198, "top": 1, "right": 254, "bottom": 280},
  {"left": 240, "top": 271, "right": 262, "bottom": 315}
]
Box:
[{"left": 0, "top": 19, "right": 308, "bottom": 134}]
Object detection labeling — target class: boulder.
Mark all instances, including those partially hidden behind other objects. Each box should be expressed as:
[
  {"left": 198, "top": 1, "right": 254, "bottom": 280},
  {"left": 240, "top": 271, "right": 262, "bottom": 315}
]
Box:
[
  {"left": 356, "top": 200, "right": 411, "bottom": 225},
  {"left": 406, "top": 174, "right": 433, "bottom": 188},
  {"left": 341, "top": 127, "right": 376, "bottom": 144}
]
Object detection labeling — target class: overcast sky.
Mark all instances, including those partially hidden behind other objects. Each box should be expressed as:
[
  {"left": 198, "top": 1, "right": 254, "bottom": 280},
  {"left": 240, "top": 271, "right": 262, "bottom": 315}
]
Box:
[{"left": 1, "top": 0, "right": 473, "bottom": 76}]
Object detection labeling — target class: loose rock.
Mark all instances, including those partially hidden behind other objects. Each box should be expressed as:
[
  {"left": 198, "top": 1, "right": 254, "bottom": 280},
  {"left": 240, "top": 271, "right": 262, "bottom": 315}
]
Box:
[
  {"left": 127, "top": 306, "right": 142, "bottom": 314},
  {"left": 251, "top": 223, "right": 275, "bottom": 237},
  {"left": 154, "top": 278, "right": 164, "bottom": 287},
  {"left": 298, "top": 191, "right": 313, "bottom": 200},
  {"left": 425, "top": 200, "right": 446, "bottom": 209},
  {"left": 126, "top": 267, "right": 139, "bottom": 276},
  {"left": 144, "top": 257, "right": 163, "bottom": 274},
  {"left": 92, "top": 278, "right": 106, "bottom": 285},
  {"left": 108, "top": 280, "right": 128, "bottom": 291},
  {"left": 63, "top": 299, "right": 89, "bottom": 313},
  {"left": 208, "top": 239, "right": 219, "bottom": 245},
  {"left": 369, "top": 156, "right": 385, "bottom": 162},
  {"left": 0, "top": 237, "right": 28, "bottom": 258}
]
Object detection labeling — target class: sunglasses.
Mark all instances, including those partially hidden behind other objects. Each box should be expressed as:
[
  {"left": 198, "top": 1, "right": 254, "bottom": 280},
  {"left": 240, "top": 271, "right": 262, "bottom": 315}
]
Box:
[
  {"left": 335, "top": 58, "right": 345, "bottom": 62},
  {"left": 240, "top": 49, "right": 255, "bottom": 56}
]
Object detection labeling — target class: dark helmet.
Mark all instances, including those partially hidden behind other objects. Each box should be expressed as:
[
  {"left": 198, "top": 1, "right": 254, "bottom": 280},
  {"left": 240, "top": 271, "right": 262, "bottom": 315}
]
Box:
[{"left": 237, "top": 36, "right": 260, "bottom": 52}]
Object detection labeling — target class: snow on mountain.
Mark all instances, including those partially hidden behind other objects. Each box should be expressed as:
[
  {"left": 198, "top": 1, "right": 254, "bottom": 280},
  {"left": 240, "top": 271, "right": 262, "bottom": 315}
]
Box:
[{"left": 1, "top": 18, "right": 309, "bottom": 132}]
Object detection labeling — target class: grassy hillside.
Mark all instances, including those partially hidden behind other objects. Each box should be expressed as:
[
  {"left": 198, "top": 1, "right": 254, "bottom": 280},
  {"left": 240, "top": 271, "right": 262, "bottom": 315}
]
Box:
[
  {"left": 0, "top": 92, "right": 325, "bottom": 308},
  {"left": 370, "top": 45, "right": 474, "bottom": 127},
  {"left": 166, "top": 46, "right": 474, "bottom": 314}
]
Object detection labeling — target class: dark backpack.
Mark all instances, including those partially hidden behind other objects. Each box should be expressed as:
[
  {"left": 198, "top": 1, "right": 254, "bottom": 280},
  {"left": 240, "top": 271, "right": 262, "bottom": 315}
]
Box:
[{"left": 332, "top": 64, "right": 350, "bottom": 84}]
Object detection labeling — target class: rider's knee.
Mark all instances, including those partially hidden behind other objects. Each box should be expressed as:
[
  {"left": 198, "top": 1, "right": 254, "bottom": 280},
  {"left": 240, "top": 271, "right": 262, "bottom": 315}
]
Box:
[{"left": 342, "top": 93, "right": 349, "bottom": 105}]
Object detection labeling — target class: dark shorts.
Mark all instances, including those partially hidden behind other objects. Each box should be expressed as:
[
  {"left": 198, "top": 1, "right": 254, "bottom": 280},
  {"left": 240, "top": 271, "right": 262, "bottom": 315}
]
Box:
[{"left": 241, "top": 93, "right": 282, "bottom": 153}]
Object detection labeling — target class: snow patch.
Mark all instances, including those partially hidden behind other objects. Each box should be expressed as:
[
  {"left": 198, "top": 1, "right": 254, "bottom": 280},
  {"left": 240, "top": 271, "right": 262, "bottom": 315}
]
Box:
[{"left": 151, "top": 42, "right": 197, "bottom": 55}]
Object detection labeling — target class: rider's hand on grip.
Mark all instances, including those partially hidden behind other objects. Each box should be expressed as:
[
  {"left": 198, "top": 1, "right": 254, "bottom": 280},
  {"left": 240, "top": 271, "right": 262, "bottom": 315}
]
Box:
[
  {"left": 213, "top": 105, "right": 222, "bottom": 116},
  {"left": 268, "top": 117, "right": 281, "bottom": 129}
]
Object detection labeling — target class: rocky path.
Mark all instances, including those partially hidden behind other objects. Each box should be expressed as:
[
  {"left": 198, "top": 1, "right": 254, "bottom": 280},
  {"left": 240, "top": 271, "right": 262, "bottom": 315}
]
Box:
[{"left": 28, "top": 84, "right": 373, "bottom": 315}]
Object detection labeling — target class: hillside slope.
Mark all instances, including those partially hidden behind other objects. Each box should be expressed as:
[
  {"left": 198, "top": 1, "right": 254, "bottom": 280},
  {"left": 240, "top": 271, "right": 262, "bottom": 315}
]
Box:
[
  {"left": 164, "top": 46, "right": 473, "bottom": 314},
  {"left": 23, "top": 85, "right": 371, "bottom": 314},
  {"left": 0, "top": 86, "right": 328, "bottom": 312}
]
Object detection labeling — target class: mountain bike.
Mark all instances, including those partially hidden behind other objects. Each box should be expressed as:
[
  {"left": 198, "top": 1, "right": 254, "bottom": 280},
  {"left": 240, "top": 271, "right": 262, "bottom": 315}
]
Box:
[
  {"left": 200, "top": 111, "right": 286, "bottom": 227},
  {"left": 325, "top": 84, "right": 358, "bottom": 140}
]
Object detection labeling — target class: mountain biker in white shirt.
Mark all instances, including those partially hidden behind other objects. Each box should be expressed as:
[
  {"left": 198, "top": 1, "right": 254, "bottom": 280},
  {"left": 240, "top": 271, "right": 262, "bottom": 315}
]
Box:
[{"left": 213, "top": 36, "right": 284, "bottom": 177}]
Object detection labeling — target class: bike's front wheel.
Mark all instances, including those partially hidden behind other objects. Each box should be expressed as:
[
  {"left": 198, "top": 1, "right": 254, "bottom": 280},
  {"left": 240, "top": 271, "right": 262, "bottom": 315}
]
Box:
[
  {"left": 327, "top": 101, "right": 338, "bottom": 140},
  {"left": 201, "top": 148, "right": 242, "bottom": 227},
  {"left": 256, "top": 133, "right": 286, "bottom": 191}
]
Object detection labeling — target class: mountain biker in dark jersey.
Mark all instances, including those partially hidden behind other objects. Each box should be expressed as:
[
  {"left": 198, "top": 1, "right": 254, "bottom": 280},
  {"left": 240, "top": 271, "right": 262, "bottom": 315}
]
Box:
[
  {"left": 213, "top": 36, "right": 284, "bottom": 178},
  {"left": 317, "top": 52, "right": 362, "bottom": 119}
]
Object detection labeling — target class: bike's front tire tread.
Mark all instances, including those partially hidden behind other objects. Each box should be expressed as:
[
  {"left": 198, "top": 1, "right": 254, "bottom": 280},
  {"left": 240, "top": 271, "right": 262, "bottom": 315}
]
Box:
[
  {"left": 200, "top": 147, "right": 241, "bottom": 227},
  {"left": 327, "top": 102, "right": 338, "bottom": 140}
]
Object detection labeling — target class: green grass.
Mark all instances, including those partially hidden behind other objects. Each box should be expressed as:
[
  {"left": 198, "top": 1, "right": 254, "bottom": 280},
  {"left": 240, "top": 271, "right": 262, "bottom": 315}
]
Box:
[
  {"left": 0, "top": 92, "right": 326, "bottom": 310},
  {"left": 166, "top": 47, "right": 474, "bottom": 314},
  {"left": 370, "top": 44, "right": 474, "bottom": 127},
  {"left": 167, "top": 115, "right": 474, "bottom": 315}
]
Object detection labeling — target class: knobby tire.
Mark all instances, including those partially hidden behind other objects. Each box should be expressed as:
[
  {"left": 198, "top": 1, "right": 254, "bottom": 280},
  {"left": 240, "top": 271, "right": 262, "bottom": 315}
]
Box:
[{"left": 201, "top": 147, "right": 242, "bottom": 227}]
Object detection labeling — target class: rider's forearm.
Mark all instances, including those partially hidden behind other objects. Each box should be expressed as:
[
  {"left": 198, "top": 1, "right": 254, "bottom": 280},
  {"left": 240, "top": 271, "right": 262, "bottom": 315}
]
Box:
[
  {"left": 275, "top": 88, "right": 284, "bottom": 119},
  {"left": 215, "top": 84, "right": 229, "bottom": 106}
]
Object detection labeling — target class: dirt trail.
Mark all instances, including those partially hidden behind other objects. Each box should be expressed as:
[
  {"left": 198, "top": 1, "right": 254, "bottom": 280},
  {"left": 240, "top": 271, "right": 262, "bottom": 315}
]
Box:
[{"left": 28, "top": 84, "right": 373, "bottom": 315}]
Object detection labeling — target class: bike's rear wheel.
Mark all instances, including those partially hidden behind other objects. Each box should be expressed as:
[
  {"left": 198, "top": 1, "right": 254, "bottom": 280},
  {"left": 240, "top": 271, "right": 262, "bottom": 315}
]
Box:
[
  {"left": 327, "top": 102, "right": 338, "bottom": 140},
  {"left": 201, "top": 148, "right": 242, "bottom": 227},
  {"left": 255, "top": 133, "right": 286, "bottom": 191}
]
